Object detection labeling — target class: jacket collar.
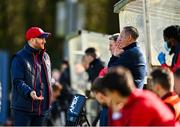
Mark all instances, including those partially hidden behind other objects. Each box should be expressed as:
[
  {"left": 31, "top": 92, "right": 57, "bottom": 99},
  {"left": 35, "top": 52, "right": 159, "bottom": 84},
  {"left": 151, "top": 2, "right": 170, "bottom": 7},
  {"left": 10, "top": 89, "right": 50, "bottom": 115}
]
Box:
[
  {"left": 90, "top": 58, "right": 101, "bottom": 65},
  {"left": 161, "top": 92, "right": 177, "bottom": 100},
  {"left": 123, "top": 42, "right": 138, "bottom": 51},
  {"left": 24, "top": 43, "right": 46, "bottom": 55}
]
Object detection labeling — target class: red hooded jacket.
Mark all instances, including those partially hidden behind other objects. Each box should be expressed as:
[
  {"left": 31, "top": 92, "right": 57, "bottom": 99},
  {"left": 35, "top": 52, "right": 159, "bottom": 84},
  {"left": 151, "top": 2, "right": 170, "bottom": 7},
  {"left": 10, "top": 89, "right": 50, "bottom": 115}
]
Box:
[{"left": 108, "top": 90, "right": 177, "bottom": 126}]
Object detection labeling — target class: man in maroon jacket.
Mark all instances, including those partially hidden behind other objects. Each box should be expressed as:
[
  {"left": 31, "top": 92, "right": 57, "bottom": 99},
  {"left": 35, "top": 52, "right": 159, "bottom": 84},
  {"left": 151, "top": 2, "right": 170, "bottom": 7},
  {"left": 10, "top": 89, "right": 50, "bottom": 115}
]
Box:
[
  {"left": 101, "top": 66, "right": 177, "bottom": 126},
  {"left": 150, "top": 68, "right": 180, "bottom": 122}
]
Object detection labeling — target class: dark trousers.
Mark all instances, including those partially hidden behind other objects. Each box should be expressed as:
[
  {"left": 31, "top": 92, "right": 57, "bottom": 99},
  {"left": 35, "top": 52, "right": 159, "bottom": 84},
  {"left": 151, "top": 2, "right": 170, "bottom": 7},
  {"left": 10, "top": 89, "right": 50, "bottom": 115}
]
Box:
[{"left": 12, "top": 109, "right": 46, "bottom": 126}]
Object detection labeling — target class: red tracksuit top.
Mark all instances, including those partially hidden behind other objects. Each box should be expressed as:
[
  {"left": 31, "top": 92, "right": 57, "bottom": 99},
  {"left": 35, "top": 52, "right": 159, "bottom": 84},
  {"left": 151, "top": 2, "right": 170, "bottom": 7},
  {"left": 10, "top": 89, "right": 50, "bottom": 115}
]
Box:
[{"left": 108, "top": 89, "right": 177, "bottom": 126}]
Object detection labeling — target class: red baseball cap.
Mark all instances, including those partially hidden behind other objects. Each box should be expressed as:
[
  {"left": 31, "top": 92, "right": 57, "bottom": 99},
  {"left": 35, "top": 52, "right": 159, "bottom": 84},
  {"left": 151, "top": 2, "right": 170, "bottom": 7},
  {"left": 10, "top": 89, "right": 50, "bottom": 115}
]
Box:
[{"left": 25, "top": 27, "right": 51, "bottom": 41}]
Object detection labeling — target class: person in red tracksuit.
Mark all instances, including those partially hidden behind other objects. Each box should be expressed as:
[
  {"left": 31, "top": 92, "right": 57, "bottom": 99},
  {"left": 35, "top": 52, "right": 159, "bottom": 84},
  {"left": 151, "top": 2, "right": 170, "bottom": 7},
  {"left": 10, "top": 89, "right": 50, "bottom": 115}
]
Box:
[
  {"left": 101, "top": 66, "right": 177, "bottom": 126},
  {"left": 158, "top": 25, "right": 180, "bottom": 72},
  {"left": 150, "top": 68, "right": 180, "bottom": 122}
]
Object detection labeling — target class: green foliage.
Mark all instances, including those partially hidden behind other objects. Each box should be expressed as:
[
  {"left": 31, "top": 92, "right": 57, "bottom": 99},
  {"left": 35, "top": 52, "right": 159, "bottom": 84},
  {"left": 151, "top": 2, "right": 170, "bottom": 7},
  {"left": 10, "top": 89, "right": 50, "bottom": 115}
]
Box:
[
  {"left": 81, "top": 0, "right": 119, "bottom": 34},
  {"left": 0, "top": 0, "right": 119, "bottom": 68},
  {"left": 0, "top": 0, "right": 63, "bottom": 68}
]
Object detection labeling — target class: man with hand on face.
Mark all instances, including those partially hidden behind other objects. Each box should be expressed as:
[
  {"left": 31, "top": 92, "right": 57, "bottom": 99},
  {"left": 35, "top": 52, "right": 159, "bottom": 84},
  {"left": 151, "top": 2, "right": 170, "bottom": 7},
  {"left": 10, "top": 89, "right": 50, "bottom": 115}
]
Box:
[
  {"left": 108, "top": 26, "right": 146, "bottom": 89},
  {"left": 108, "top": 33, "right": 122, "bottom": 55},
  {"left": 11, "top": 27, "right": 52, "bottom": 126},
  {"left": 98, "top": 33, "right": 120, "bottom": 77}
]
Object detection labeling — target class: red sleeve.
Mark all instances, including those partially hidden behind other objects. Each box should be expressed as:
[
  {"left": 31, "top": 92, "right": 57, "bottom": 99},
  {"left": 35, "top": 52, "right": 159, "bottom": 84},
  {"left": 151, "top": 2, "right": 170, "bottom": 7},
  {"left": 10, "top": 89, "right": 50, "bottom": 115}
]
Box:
[
  {"left": 127, "top": 102, "right": 154, "bottom": 126},
  {"left": 161, "top": 63, "right": 169, "bottom": 68},
  {"left": 128, "top": 100, "right": 175, "bottom": 126},
  {"left": 98, "top": 67, "right": 108, "bottom": 77},
  {"left": 172, "top": 53, "right": 180, "bottom": 72},
  {"left": 161, "top": 63, "right": 173, "bottom": 71},
  {"left": 160, "top": 53, "right": 180, "bottom": 73}
]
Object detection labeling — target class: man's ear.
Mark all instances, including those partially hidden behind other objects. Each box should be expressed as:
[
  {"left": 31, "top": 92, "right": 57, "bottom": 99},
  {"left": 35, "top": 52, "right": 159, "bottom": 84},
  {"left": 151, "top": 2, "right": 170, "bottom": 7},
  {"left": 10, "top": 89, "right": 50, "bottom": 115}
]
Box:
[
  {"left": 96, "top": 92, "right": 104, "bottom": 100},
  {"left": 156, "top": 84, "right": 162, "bottom": 90},
  {"left": 29, "top": 38, "right": 35, "bottom": 43},
  {"left": 128, "top": 34, "right": 133, "bottom": 42},
  {"left": 28, "top": 38, "right": 37, "bottom": 47},
  {"left": 32, "top": 38, "right": 37, "bottom": 43},
  {"left": 153, "top": 84, "right": 162, "bottom": 92}
]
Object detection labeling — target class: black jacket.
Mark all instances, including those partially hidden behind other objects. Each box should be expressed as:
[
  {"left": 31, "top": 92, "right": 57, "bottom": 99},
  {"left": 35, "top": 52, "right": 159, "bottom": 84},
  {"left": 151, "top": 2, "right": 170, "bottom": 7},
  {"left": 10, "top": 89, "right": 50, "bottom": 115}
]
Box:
[
  {"left": 86, "top": 58, "right": 104, "bottom": 83},
  {"left": 108, "top": 42, "right": 146, "bottom": 89},
  {"left": 11, "top": 44, "right": 52, "bottom": 114}
]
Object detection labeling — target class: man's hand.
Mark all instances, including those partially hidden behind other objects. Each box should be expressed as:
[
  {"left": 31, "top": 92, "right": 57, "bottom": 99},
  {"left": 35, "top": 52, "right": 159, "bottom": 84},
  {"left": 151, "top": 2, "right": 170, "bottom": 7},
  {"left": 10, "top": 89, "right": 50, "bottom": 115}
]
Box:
[
  {"left": 117, "top": 41, "right": 126, "bottom": 50},
  {"left": 30, "top": 91, "right": 44, "bottom": 101},
  {"left": 111, "top": 35, "right": 125, "bottom": 56},
  {"left": 112, "top": 46, "right": 124, "bottom": 57},
  {"left": 158, "top": 52, "right": 166, "bottom": 64},
  {"left": 111, "top": 101, "right": 124, "bottom": 113}
]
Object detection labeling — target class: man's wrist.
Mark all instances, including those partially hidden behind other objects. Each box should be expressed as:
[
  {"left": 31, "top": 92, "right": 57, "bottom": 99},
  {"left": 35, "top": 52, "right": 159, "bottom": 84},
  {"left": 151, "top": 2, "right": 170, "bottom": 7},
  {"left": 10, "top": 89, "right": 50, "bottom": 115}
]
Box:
[{"left": 30, "top": 90, "right": 36, "bottom": 98}]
